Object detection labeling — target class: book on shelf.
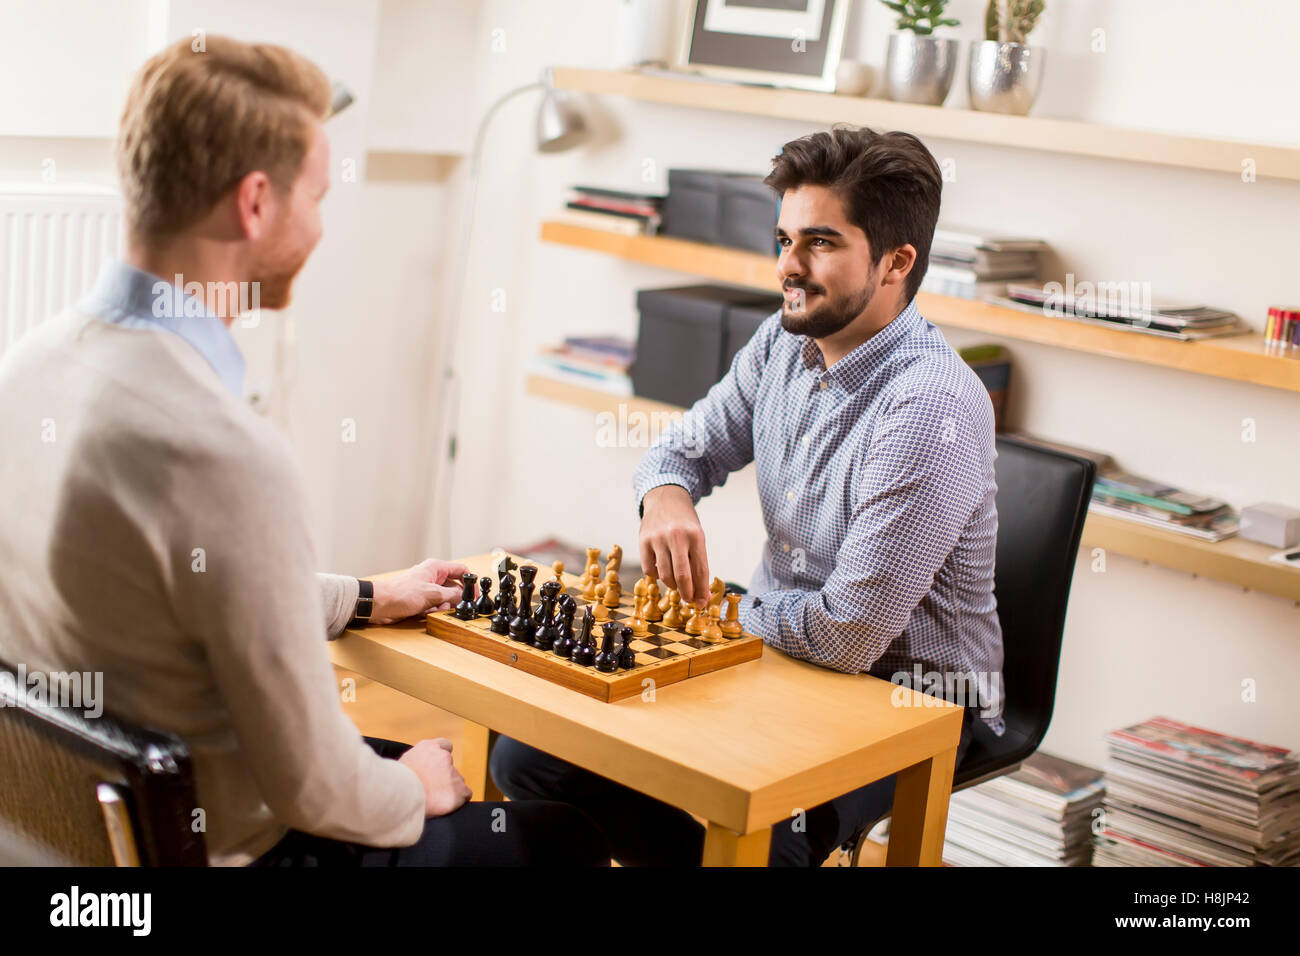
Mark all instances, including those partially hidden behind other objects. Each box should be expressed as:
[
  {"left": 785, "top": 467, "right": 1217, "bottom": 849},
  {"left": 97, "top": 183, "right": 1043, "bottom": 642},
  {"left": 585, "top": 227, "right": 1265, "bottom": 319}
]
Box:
[
  {"left": 1088, "top": 465, "right": 1239, "bottom": 541},
  {"left": 1094, "top": 716, "right": 1300, "bottom": 867},
  {"left": 556, "top": 185, "right": 665, "bottom": 236},
  {"left": 529, "top": 335, "right": 636, "bottom": 397},
  {"left": 998, "top": 283, "right": 1249, "bottom": 339}
]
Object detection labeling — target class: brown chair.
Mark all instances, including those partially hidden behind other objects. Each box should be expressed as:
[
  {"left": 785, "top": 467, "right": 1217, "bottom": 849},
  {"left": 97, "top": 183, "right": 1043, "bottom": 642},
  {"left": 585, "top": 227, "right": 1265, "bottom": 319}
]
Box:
[{"left": 0, "top": 657, "right": 207, "bottom": 865}]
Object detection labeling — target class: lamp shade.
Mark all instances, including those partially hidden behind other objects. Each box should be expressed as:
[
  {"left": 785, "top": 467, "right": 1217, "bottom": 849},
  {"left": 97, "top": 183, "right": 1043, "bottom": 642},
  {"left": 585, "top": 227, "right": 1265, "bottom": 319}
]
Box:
[{"left": 535, "top": 86, "right": 589, "bottom": 153}]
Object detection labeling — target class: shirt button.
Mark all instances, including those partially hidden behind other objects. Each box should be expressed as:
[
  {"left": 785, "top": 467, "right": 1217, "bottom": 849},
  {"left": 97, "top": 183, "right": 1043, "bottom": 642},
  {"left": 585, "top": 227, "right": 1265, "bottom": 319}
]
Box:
[
  {"left": 786, "top": 491, "right": 794, "bottom": 500},
  {"left": 802, "top": 435, "right": 810, "bottom": 444},
  {"left": 818, "top": 380, "right": 828, "bottom": 391},
  {"left": 782, "top": 542, "right": 791, "bottom": 552}
]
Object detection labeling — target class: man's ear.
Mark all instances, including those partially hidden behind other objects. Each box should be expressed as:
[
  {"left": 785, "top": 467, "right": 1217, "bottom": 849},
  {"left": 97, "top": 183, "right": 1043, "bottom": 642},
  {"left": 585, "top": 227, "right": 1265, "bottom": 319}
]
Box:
[
  {"left": 880, "top": 243, "right": 918, "bottom": 288},
  {"left": 233, "top": 170, "right": 274, "bottom": 240}
]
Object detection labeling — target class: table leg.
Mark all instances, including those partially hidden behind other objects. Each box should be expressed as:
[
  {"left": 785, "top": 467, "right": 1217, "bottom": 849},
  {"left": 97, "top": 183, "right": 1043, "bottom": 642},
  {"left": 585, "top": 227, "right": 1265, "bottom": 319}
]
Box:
[
  {"left": 702, "top": 822, "right": 771, "bottom": 867},
  {"left": 458, "top": 722, "right": 504, "bottom": 802},
  {"left": 885, "top": 743, "right": 957, "bottom": 866}
]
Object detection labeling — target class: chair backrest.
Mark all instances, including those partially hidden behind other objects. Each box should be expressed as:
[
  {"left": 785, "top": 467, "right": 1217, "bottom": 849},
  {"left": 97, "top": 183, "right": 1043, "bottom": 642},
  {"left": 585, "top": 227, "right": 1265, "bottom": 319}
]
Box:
[
  {"left": 0, "top": 658, "right": 207, "bottom": 865},
  {"left": 985, "top": 434, "right": 1096, "bottom": 755}
]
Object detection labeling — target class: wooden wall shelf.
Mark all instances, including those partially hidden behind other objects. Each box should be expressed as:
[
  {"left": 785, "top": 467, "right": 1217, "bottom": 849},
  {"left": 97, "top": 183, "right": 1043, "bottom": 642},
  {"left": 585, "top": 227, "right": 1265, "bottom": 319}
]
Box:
[
  {"left": 539, "top": 220, "right": 1300, "bottom": 394},
  {"left": 524, "top": 375, "right": 1300, "bottom": 604},
  {"left": 552, "top": 67, "right": 1300, "bottom": 183}
]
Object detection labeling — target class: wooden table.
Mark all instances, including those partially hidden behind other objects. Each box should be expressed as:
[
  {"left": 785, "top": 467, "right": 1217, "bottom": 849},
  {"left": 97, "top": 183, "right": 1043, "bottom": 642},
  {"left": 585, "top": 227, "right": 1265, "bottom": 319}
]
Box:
[{"left": 330, "top": 552, "right": 964, "bottom": 866}]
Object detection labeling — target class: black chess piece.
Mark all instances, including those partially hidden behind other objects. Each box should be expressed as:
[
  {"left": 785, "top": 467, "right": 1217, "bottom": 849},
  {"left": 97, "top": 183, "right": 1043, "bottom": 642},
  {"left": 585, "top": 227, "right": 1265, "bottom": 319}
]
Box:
[
  {"left": 490, "top": 577, "right": 515, "bottom": 635},
  {"left": 595, "top": 621, "right": 621, "bottom": 673},
  {"left": 474, "top": 576, "right": 494, "bottom": 616},
  {"left": 495, "top": 558, "right": 517, "bottom": 612},
  {"left": 533, "top": 581, "right": 561, "bottom": 651},
  {"left": 454, "top": 571, "right": 478, "bottom": 620},
  {"left": 509, "top": 565, "right": 538, "bottom": 643},
  {"left": 571, "top": 607, "right": 596, "bottom": 667},
  {"left": 552, "top": 595, "right": 577, "bottom": 658},
  {"left": 618, "top": 625, "right": 636, "bottom": 670}
]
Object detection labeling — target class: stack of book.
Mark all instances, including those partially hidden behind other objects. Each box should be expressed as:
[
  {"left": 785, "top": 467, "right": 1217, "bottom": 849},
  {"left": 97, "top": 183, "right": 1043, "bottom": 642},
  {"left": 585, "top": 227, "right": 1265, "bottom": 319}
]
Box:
[
  {"left": 942, "top": 751, "right": 1105, "bottom": 866},
  {"left": 530, "top": 334, "right": 634, "bottom": 396},
  {"left": 554, "top": 185, "right": 664, "bottom": 236},
  {"left": 922, "top": 226, "right": 1045, "bottom": 300},
  {"left": 1094, "top": 717, "right": 1300, "bottom": 867},
  {"left": 997, "top": 283, "right": 1247, "bottom": 340},
  {"left": 1091, "top": 468, "right": 1240, "bottom": 542}
]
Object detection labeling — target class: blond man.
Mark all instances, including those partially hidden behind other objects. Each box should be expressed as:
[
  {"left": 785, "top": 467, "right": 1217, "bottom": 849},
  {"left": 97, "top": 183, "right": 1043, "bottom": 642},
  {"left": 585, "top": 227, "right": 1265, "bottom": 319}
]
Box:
[{"left": 0, "top": 36, "right": 606, "bottom": 867}]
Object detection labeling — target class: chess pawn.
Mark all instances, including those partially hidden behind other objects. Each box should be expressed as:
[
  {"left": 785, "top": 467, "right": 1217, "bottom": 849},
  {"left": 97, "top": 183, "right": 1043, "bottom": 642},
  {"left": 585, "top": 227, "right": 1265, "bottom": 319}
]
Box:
[
  {"left": 644, "top": 579, "right": 663, "bottom": 623},
  {"left": 601, "top": 570, "right": 622, "bottom": 609},
  {"left": 658, "top": 587, "right": 677, "bottom": 614},
  {"left": 592, "top": 581, "right": 610, "bottom": 620},
  {"left": 629, "top": 596, "right": 649, "bottom": 636},
  {"left": 720, "top": 592, "right": 744, "bottom": 637},
  {"left": 582, "top": 564, "right": 600, "bottom": 600},
  {"left": 662, "top": 590, "right": 684, "bottom": 628},
  {"left": 683, "top": 603, "right": 703, "bottom": 636},
  {"left": 489, "top": 582, "right": 515, "bottom": 635},
  {"left": 578, "top": 547, "right": 601, "bottom": 589},
  {"left": 474, "top": 576, "right": 495, "bottom": 616},
  {"left": 571, "top": 607, "right": 596, "bottom": 667},
  {"left": 617, "top": 625, "right": 636, "bottom": 670},
  {"left": 552, "top": 560, "right": 565, "bottom": 587},
  {"left": 701, "top": 604, "right": 724, "bottom": 644}
]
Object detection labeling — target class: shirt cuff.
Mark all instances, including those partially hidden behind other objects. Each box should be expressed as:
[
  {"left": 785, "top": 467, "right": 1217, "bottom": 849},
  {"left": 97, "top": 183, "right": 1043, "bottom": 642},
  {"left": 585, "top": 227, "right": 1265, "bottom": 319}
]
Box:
[
  {"left": 635, "top": 475, "right": 698, "bottom": 518},
  {"left": 318, "top": 572, "right": 361, "bottom": 640}
]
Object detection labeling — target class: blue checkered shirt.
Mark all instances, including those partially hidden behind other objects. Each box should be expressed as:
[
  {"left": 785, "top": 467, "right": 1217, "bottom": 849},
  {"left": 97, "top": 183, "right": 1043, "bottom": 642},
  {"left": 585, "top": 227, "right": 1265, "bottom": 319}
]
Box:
[{"left": 634, "top": 299, "right": 1005, "bottom": 734}]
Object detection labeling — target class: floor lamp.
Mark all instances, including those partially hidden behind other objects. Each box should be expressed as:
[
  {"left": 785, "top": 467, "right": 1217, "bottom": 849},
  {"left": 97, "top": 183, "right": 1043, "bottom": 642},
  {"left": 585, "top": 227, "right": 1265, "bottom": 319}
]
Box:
[{"left": 425, "top": 68, "right": 590, "bottom": 558}]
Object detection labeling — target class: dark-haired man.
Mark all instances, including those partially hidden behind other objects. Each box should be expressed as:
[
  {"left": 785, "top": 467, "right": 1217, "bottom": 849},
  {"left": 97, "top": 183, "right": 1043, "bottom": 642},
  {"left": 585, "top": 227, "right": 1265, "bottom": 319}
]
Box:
[{"left": 492, "top": 127, "right": 1004, "bottom": 866}]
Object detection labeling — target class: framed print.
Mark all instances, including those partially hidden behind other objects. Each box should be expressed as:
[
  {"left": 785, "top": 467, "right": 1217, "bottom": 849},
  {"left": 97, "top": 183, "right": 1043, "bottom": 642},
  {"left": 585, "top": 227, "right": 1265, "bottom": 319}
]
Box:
[{"left": 677, "top": 0, "right": 851, "bottom": 92}]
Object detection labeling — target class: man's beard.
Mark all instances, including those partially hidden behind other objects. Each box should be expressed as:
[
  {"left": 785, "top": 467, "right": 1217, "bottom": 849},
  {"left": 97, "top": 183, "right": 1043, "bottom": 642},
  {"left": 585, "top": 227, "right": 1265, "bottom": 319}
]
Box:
[
  {"left": 252, "top": 249, "right": 310, "bottom": 310},
  {"left": 780, "top": 276, "right": 874, "bottom": 338}
]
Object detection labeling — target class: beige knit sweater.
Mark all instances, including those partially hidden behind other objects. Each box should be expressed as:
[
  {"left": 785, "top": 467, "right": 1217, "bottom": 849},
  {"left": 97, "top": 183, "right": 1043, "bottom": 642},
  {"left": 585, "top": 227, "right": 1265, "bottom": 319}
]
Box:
[{"left": 0, "top": 309, "right": 425, "bottom": 865}]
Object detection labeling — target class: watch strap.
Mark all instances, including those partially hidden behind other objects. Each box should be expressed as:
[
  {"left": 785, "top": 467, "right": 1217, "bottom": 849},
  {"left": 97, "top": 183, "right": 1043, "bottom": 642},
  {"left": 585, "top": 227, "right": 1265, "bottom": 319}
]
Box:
[{"left": 348, "top": 578, "right": 374, "bottom": 628}]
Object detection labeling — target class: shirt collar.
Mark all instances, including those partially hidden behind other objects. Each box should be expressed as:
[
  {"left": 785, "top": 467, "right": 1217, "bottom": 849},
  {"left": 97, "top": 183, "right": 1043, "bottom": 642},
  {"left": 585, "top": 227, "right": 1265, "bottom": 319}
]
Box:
[
  {"left": 76, "top": 259, "right": 247, "bottom": 398},
  {"left": 799, "top": 297, "right": 922, "bottom": 392}
]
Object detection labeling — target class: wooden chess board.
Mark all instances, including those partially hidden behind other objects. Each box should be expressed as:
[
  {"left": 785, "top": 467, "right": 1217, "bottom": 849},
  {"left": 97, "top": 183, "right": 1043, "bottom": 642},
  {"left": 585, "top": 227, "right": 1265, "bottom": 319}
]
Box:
[{"left": 425, "top": 552, "right": 762, "bottom": 702}]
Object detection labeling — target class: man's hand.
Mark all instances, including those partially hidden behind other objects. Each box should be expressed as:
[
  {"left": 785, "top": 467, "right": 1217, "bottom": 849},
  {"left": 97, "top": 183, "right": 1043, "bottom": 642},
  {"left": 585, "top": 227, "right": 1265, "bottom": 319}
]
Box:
[
  {"left": 639, "top": 484, "right": 711, "bottom": 607},
  {"left": 398, "top": 737, "right": 472, "bottom": 817},
  {"left": 371, "top": 558, "right": 469, "bottom": 624}
]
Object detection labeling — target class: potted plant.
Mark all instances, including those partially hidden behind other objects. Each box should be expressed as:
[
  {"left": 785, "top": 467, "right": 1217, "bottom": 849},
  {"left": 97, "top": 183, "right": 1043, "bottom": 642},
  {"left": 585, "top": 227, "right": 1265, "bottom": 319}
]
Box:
[
  {"left": 879, "top": 1, "right": 961, "bottom": 106},
  {"left": 969, "top": 0, "right": 1046, "bottom": 114}
]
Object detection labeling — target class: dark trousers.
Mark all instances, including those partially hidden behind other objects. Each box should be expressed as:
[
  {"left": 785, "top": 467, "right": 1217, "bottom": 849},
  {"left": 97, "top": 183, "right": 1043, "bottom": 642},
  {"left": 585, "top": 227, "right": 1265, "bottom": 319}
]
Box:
[
  {"left": 490, "top": 710, "right": 975, "bottom": 866},
  {"left": 251, "top": 737, "right": 610, "bottom": 867}
]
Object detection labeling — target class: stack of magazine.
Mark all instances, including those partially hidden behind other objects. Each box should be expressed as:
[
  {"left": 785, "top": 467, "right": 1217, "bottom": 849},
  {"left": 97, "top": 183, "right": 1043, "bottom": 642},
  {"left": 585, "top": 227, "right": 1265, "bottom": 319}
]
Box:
[
  {"left": 996, "top": 283, "right": 1247, "bottom": 340},
  {"left": 1091, "top": 468, "right": 1239, "bottom": 542},
  {"left": 942, "top": 751, "right": 1104, "bottom": 866},
  {"left": 1094, "top": 717, "right": 1300, "bottom": 867},
  {"left": 554, "top": 185, "right": 664, "bottom": 236},
  {"left": 921, "top": 227, "right": 1044, "bottom": 300},
  {"left": 530, "top": 335, "right": 634, "bottom": 396}
]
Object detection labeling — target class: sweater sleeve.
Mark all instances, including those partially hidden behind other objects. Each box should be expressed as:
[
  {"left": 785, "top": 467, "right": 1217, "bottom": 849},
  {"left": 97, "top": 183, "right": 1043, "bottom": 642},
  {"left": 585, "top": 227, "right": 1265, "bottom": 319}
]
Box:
[
  {"left": 318, "top": 573, "right": 360, "bottom": 639},
  {"left": 169, "top": 424, "right": 426, "bottom": 847}
]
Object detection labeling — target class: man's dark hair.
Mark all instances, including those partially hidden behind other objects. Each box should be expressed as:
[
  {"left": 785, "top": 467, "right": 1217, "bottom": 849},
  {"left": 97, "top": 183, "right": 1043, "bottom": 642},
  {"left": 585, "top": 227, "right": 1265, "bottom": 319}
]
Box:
[{"left": 763, "top": 126, "right": 942, "bottom": 302}]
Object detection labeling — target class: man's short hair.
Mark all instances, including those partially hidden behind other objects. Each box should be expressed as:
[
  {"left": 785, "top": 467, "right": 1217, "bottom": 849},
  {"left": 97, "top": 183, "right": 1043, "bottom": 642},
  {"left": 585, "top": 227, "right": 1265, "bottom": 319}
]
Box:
[
  {"left": 764, "top": 126, "right": 943, "bottom": 301},
  {"left": 116, "top": 35, "right": 331, "bottom": 241}
]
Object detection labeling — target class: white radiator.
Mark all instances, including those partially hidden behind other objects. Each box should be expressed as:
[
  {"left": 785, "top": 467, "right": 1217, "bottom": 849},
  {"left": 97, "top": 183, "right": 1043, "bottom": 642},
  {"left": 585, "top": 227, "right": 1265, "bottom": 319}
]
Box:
[{"left": 0, "top": 183, "right": 122, "bottom": 358}]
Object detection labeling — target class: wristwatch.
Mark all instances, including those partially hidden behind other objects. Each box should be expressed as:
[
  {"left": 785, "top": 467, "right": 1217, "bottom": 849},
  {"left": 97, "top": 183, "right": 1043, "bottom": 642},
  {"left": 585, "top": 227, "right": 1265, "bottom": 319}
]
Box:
[{"left": 348, "top": 579, "right": 375, "bottom": 628}]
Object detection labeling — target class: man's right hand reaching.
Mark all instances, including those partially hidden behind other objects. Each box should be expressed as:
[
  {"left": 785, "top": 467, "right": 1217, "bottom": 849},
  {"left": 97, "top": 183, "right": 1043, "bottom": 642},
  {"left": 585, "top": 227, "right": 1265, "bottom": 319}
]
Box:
[
  {"left": 639, "top": 484, "right": 712, "bottom": 607},
  {"left": 398, "top": 738, "right": 472, "bottom": 817}
]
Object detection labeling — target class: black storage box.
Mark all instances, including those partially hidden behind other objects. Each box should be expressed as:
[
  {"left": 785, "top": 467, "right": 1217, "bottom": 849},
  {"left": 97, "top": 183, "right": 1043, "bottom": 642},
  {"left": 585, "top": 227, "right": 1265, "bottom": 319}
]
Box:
[
  {"left": 722, "top": 299, "right": 781, "bottom": 374},
  {"left": 663, "top": 169, "right": 780, "bottom": 255},
  {"left": 632, "top": 285, "right": 783, "bottom": 408}
]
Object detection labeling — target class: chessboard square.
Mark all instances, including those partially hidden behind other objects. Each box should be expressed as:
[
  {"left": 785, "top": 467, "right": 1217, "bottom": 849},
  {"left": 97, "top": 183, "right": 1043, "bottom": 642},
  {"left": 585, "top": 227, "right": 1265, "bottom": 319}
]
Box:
[
  {"left": 645, "top": 624, "right": 665, "bottom": 636},
  {"left": 660, "top": 642, "right": 698, "bottom": 655},
  {"left": 640, "top": 647, "right": 678, "bottom": 660},
  {"left": 677, "top": 637, "right": 710, "bottom": 650},
  {"left": 637, "top": 634, "right": 673, "bottom": 647}
]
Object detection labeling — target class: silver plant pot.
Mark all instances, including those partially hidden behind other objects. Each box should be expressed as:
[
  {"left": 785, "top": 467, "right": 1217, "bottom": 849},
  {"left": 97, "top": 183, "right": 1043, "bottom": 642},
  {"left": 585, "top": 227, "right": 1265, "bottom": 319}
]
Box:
[
  {"left": 882, "top": 33, "right": 959, "bottom": 106},
  {"left": 968, "top": 40, "right": 1044, "bottom": 115}
]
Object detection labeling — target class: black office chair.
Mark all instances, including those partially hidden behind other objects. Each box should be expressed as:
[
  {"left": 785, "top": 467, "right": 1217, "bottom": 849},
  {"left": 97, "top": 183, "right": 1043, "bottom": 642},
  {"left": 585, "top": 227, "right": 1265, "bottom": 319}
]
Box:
[
  {"left": 843, "top": 433, "right": 1096, "bottom": 865},
  {"left": 0, "top": 658, "right": 207, "bottom": 865}
]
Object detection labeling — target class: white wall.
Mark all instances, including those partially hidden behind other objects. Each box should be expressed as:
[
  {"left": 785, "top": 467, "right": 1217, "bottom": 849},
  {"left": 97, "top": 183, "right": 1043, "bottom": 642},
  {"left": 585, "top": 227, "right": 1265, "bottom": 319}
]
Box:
[
  {"left": 443, "top": 0, "right": 1300, "bottom": 769},
  {"left": 2, "top": 0, "right": 1296, "bottom": 770}
]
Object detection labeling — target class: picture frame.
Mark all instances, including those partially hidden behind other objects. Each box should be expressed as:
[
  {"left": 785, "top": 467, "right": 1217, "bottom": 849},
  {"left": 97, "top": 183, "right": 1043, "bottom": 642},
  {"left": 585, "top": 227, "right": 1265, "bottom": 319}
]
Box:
[{"left": 677, "top": 0, "right": 851, "bottom": 93}]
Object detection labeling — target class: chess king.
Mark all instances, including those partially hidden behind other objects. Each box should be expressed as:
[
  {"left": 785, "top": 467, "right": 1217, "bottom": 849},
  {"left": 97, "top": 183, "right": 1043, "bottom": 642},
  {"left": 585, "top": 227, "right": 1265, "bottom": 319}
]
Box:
[{"left": 492, "top": 127, "right": 1005, "bottom": 866}]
